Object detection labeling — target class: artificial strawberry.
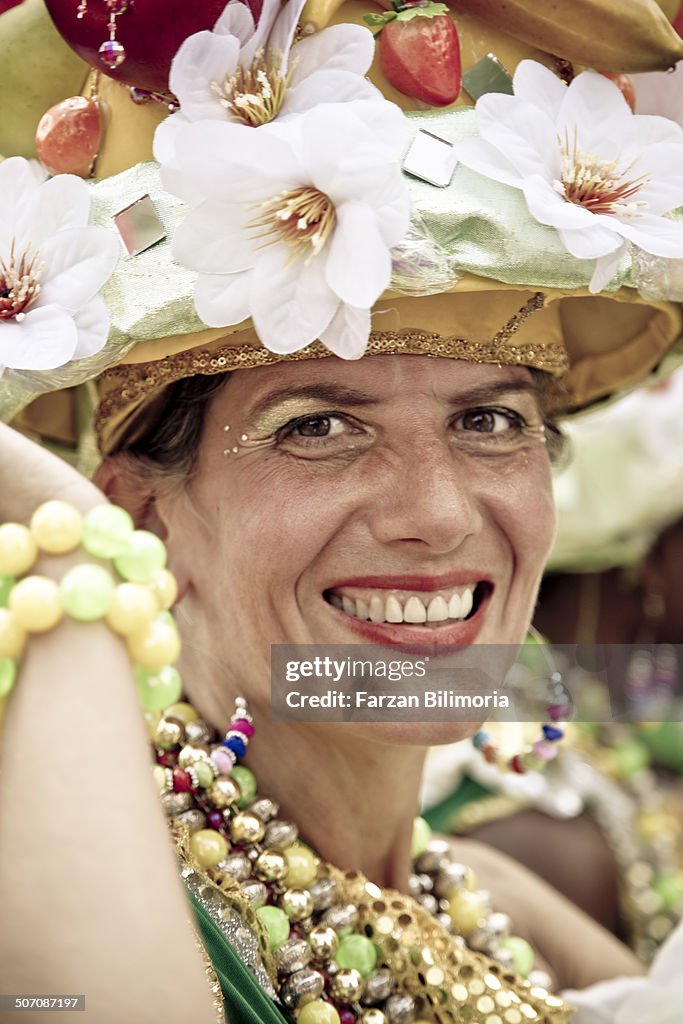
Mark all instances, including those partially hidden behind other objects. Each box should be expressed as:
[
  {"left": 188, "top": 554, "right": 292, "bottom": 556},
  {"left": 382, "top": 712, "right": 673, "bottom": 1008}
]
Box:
[{"left": 365, "top": 1, "right": 461, "bottom": 107}]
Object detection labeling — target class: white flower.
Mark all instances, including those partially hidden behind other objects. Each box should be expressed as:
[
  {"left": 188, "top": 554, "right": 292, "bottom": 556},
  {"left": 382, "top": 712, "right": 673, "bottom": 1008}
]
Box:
[
  {"left": 167, "top": 101, "right": 411, "bottom": 359},
  {"left": 155, "top": 0, "right": 377, "bottom": 150},
  {"left": 0, "top": 157, "right": 119, "bottom": 374},
  {"left": 456, "top": 60, "right": 683, "bottom": 292}
]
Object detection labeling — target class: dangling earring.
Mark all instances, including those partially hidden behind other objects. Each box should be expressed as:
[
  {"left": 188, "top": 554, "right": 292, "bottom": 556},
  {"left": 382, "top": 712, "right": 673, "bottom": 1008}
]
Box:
[{"left": 76, "top": 0, "right": 133, "bottom": 70}]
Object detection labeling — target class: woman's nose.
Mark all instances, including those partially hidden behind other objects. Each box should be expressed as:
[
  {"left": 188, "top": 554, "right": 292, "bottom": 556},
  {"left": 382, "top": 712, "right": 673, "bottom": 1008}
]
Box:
[{"left": 364, "top": 437, "right": 484, "bottom": 555}]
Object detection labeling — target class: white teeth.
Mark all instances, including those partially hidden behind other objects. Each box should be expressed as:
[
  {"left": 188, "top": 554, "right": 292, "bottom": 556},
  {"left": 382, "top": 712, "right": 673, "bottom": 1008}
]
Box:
[
  {"left": 342, "top": 596, "right": 356, "bottom": 616},
  {"left": 460, "top": 587, "right": 473, "bottom": 618},
  {"left": 330, "top": 594, "right": 343, "bottom": 610},
  {"left": 447, "top": 593, "right": 462, "bottom": 619},
  {"left": 355, "top": 598, "right": 370, "bottom": 620},
  {"left": 385, "top": 595, "right": 403, "bottom": 623},
  {"left": 369, "top": 595, "right": 385, "bottom": 623},
  {"left": 404, "top": 596, "right": 427, "bottom": 623},
  {"left": 427, "top": 595, "right": 449, "bottom": 622}
]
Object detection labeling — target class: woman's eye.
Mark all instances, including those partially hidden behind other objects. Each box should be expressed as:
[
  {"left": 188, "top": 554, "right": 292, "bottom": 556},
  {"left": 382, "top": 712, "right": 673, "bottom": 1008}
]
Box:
[
  {"left": 290, "top": 415, "right": 344, "bottom": 438},
  {"left": 455, "top": 408, "right": 522, "bottom": 434}
]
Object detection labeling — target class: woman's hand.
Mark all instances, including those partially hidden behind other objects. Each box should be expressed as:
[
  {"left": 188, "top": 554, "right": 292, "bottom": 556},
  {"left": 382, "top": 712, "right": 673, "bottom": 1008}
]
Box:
[
  {"left": 446, "top": 835, "right": 643, "bottom": 991},
  {"left": 0, "top": 422, "right": 105, "bottom": 522}
]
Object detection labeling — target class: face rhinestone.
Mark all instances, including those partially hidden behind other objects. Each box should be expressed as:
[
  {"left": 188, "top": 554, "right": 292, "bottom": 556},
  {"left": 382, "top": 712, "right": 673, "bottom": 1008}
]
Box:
[
  {"left": 402, "top": 129, "right": 459, "bottom": 189},
  {"left": 0, "top": 242, "right": 42, "bottom": 322},
  {"left": 462, "top": 53, "right": 514, "bottom": 101},
  {"left": 114, "top": 194, "right": 166, "bottom": 257},
  {"left": 211, "top": 48, "right": 292, "bottom": 127},
  {"left": 249, "top": 187, "right": 336, "bottom": 263}
]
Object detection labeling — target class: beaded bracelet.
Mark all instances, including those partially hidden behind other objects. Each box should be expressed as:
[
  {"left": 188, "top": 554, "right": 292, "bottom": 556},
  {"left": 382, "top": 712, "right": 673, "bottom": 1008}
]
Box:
[{"left": 0, "top": 500, "right": 182, "bottom": 708}]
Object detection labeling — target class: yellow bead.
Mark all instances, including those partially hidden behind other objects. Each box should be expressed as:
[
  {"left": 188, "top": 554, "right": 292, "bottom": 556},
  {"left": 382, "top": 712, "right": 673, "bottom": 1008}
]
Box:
[
  {"left": 127, "top": 617, "right": 181, "bottom": 670},
  {"left": 298, "top": 1002, "right": 341, "bottom": 1024},
  {"left": 446, "top": 889, "right": 488, "bottom": 938},
  {"left": 152, "top": 764, "right": 167, "bottom": 792},
  {"left": 164, "top": 701, "right": 198, "bottom": 725},
  {"left": 190, "top": 828, "right": 228, "bottom": 869},
  {"left": 285, "top": 843, "right": 319, "bottom": 888},
  {"left": 0, "top": 524, "right": 37, "bottom": 576},
  {"left": 106, "top": 583, "right": 159, "bottom": 636},
  {"left": 9, "top": 576, "right": 63, "bottom": 633},
  {"left": 143, "top": 708, "right": 162, "bottom": 739},
  {"left": 30, "top": 501, "right": 83, "bottom": 554},
  {"left": 0, "top": 608, "right": 27, "bottom": 658},
  {"left": 150, "top": 569, "right": 178, "bottom": 610}
]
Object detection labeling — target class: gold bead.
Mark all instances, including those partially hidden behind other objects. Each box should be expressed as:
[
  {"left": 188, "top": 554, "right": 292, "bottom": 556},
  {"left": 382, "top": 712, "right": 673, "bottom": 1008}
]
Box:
[
  {"left": 0, "top": 523, "right": 37, "bottom": 575},
  {"left": 106, "top": 583, "right": 159, "bottom": 636},
  {"left": 207, "top": 777, "right": 241, "bottom": 809},
  {"left": 308, "top": 926, "right": 339, "bottom": 960},
  {"left": 143, "top": 708, "right": 162, "bottom": 739},
  {"left": 152, "top": 764, "right": 167, "bottom": 792},
  {"left": 331, "top": 968, "right": 364, "bottom": 1003},
  {"left": 153, "top": 718, "right": 184, "bottom": 749},
  {"left": 446, "top": 889, "right": 488, "bottom": 938},
  {"left": 190, "top": 828, "right": 228, "bottom": 869},
  {"left": 0, "top": 608, "right": 27, "bottom": 659},
  {"left": 9, "top": 576, "right": 63, "bottom": 632},
  {"left": 285, "top": 842, "right": 319, "bottom": 888},
  {"left": 149, "top": 568, "right": 178, "bottom": 610},
  {"left": 255, "top": 849, "right": 289, "bottom": 882},
  {"left": 281, "top": 888, "right": 314, "bottom": 922},
  {"left": 165, "top": 702, "right": 198, "bottom": 725},
  {"left": 361, "top": 1011, "right": 387, "bottom": 1024},
  {"left": 30, "top": 501, "right": 83, "bottom": 554},
  {"left": 177, "top": 744, "right": 209, "bottom": 769},
  {"left": 127, "top": 616, "right": 181, "bottom": 670},
  {"left": 230, "top": 812, "right": 266, "bottom": 844}
]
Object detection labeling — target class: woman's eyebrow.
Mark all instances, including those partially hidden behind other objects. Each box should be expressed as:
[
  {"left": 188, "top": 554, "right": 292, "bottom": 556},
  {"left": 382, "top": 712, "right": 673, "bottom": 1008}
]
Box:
[
  {"left": 444, "top": 380, "right": 539, "bottom": 406},
  {"left": 249, "top": 384, "right": 379, "bottom": 418}
]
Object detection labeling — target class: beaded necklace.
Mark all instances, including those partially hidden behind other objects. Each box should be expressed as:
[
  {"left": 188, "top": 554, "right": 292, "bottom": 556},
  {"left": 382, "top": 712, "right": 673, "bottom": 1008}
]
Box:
[{"left": 150, "top": 697, "right": 572, "bottom": 1024}]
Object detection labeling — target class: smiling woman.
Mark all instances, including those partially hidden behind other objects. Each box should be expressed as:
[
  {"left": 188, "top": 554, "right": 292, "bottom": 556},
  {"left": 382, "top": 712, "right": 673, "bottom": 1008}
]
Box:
[{"left": 1, "top": 0, "right": 683, "bottom": 1022}]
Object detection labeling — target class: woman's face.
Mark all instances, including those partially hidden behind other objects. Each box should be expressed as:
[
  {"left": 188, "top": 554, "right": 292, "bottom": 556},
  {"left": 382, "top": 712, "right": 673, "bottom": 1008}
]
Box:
[{"left": 160, "top": 355, "right": 556, "bottom": 726}]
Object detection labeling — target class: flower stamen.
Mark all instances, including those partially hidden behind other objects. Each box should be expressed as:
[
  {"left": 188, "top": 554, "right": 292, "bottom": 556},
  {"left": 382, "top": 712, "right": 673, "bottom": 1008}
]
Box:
[
  {"left": 248, "top": 187, "right": 337, "bottom": 263},
  {"left": 211, "top": 48, "right": 293, "bottom": 127},
  {"left": 0, "top": 240, "right": 42, "bottom": 323},
  {"left": 554, "top": 130, "right": 650, "bottom": 217}
]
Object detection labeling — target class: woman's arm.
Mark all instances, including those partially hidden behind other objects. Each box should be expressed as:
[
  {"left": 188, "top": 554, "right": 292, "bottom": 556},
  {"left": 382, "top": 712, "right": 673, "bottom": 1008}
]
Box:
[{"left": 0, "top": 425, "right": 218, "bottom": 1024}]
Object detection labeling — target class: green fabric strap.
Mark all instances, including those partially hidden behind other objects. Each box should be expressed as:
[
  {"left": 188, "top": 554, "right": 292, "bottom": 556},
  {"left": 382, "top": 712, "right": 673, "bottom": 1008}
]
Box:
[
  {"left": 422, "top": 775, "right": 492, "bottom": 835},
  {"left": 190, "top": 892, "right": 292, "bottom": 1024}
]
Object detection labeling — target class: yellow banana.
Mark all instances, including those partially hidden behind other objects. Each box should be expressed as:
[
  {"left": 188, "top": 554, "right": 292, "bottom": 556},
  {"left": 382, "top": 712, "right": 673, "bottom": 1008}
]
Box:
[
  {"left": 454, "top": 0, "right": 683, "bottom": 73},
  {"left": 301, "top": 0, "right": 683, "bottom": 72},
  {"left": 0, "top": 0, "right": 87, "bottom": 159},
  {"left": 654, "top": 0, "right": 681, "bottom": 23}
]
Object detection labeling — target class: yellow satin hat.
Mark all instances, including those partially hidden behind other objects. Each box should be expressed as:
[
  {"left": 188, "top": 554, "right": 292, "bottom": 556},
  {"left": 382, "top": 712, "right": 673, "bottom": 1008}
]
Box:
[{"left": 2, "top": 0, "right": 683, "bottom": 456}]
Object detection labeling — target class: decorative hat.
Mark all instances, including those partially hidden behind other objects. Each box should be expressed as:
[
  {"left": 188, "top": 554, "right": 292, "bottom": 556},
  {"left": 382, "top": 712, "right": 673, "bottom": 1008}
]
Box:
[{"left": 2, "top": 0, "right": 683, "bottom": 457}]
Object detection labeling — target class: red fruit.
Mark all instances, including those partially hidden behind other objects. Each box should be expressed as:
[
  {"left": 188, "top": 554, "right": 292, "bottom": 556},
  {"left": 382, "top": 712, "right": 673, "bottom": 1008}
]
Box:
[
  {"left": 674, "top": 3, "right": 683, "bottom": 37},
  {"left": 378, "top": 10, "right": 461, "bottom": 107},
  {"left": 599, "top": 72, "right": 636, "bottom": 112}
]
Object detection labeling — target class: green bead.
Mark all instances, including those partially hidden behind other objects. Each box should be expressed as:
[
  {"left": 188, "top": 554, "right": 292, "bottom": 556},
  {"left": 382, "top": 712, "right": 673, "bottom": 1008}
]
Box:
[
  {"left": 194, "top": 761, "right": 215, "bottom": 788},
  {"left": 499, "top": 936, "right": 534, "bottom": 978},
  {"left": 652, "top": 871, "right": 683, "bottom": 912},
  {"left": 231, "top": 765, "right": 257, "bottom": 808},
  {"left": 114, "top": 530, "right": 167, "bottom": 584},
  {"left": 82, "top": 505, "right": 134, "bottom": 559},
  {"left": 0, "top": 575, "right": 15, "bottom": 608},
  {"left": 256, "top": 905, "right": 291, "bottom": 949},
  {"left": 298, "top": 1003, "right": 340, "bottom": 1024},
  {"left": 0, "top": 658, "right": 17, "bottom": 698},
  {"left": 613, "top": 739, "right": 650, "bottom": 780},
  {"left": 411, "top": 816, "right": 432, "bottom": 859},
  {"left": 61, "top": 564, "right": 115, "bottom": 621},
  {"left": 334, "top": 934, "right": 377, "bottom": 978},
  {"left": 135, "top": 665, "right": 183, "bottom": 712}
]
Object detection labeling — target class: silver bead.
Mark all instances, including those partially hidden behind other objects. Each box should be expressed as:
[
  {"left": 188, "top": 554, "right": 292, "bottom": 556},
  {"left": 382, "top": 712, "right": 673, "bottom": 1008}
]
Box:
[
  {"left": 434, "top": 862, "right": 472, "bottom": 898},
  {"left": 385, "top": 994, "right": 416, "bottom": 1024},
  {"left": 321, "top": 903, "right": 360, "bottom": 933},
  {"left": 185, "top": 720, "right": 213, "bottom": 744},
  {"left": 216, "top": 853, "right": 251, "bottom": 881},
  {"left": 417, "top": 872, "right": 433, "bottom": 892},
  {"left": 487, "top": 911, "right": 512, "bottom": 938},
  {"left": 528, "top": 969, "right": 554, "bottom": 991},
  {"left": 160, "top": 791, "right": 193, "bottom": 816},
  {"left": 241, "top": 881, "right": 268, "bottom": 906},
  {"left": 361, "top": 968, "right": 395, "bottom": 1005},
  {"left": 173, "top": 808, "right": 207, "bottom": 833},
  {"left": 280, "top": 967, "right": 325, "bottom": 1009},
  {"left": 264, "top": 819, "right": 299, "bottom": 850},
  {"left": 435, "top": 912, "right": 452, "bottom": 933},
  {"left": 407, "top": 874, "right": 422, "bottom": 898},
  {"left": 309, "top": 877, "right": 339, "bottom": 911},
  {"left": 494, "top": 948, "right": 515, "bottom": 970},
  {"left": 331, "top": 968, "right": 364, "bottom": 1003},
  {"left": 249, "top": 797, "right": 279, "bottom": 822},
  {"left": 415, "top": 839, "right": 451, "bottom": 874},
  {"left": 416, "top": 893, "right": 438, "bottom": 915},
  {"left": 276, "top": 939, "right": 312, "bottom": 976}
]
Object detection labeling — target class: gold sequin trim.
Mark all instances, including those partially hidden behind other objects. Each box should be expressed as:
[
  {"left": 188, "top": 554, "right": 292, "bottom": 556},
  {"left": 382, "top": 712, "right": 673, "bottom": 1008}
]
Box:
[
  {"left": 96, "top": 293, "right": 568, "bottom": 444},
  {"left": 194, "top": 929, "right": 227, "bottom": 1024}
]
